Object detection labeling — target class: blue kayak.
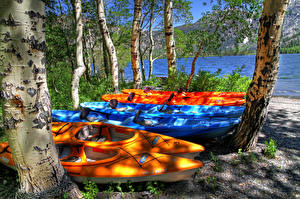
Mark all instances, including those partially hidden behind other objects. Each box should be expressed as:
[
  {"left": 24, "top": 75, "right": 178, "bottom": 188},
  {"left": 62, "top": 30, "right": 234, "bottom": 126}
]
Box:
[
  {"left": 80, "top": 101, "right": 244, "bottom": 121},
  {"left": 52, "top": 110, "right": 241, "bottom": 138}
]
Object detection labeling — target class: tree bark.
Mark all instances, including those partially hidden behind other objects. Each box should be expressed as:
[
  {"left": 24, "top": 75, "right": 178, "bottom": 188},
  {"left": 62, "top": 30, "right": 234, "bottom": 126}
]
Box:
[
  {"left": 131, "top": 0, "right": 143, "bottom": 89},
  {"left": 164, "top": 0, "right": 177, "bottom": 79},
  {"left": 148, "top": 1, "right": 155, "bottom": 80},
  {"left": 231, "top": 0, "right": 290, "bottom": 151},
  {"left": 102, "top": 39, "right": 110, "bottom": 78},
  {"left": 72, "top": 0, "right": 86, "bottom": 110},
  {"left": 139, "top": 30, "right": 146, "bottom": 81},
  {"left": 83, "top": 26, "right": 92, "bottom": 81},
  {"left": 185, "top": 43, "right": 202, "bottom": 91},
  {"left": 0, "top": 0, "right": 82, "bottom": 198},
  {"left": 96, "top": 0, "right": 119, "bottom": 92}
]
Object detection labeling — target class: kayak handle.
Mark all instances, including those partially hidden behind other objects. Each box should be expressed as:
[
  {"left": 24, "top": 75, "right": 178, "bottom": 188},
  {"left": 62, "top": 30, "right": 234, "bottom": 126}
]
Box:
[
  {"left": 127, "top": 92, "right": 135, "bottom": 102},
  {"left": 133, "top": 110, "right": 142, "bottom": 123},
  {"left": 80, "top": 107, "right": 110, "bottom": 120}
]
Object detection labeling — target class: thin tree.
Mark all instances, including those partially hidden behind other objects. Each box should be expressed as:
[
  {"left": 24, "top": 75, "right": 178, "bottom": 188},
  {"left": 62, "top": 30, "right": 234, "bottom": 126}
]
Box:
[
  {"left": 96, "top": 0, "right": 119, "bottom": 92},
  {"left": 72, "top": 0, "right": 86, "bottom": 109},
  {"left": 0, "top": 0, "right": 82, "bottom": 198},
  {"left": 164, "top": 0, "right": 177, "bottom": 80},
  {"left": 131, "top": 0, "right": 143, "bottom": 89},
  {"left": 231, "top": 0, "right": 290, "bottom": 151}
]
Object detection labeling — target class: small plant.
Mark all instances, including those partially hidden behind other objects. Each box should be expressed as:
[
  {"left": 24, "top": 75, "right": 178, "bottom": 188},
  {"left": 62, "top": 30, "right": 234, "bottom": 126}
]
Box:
[
  {"left": 146, "top": 181, "right": 165, "bottom": 198},
  {"left": 264, "top": 138, "right": 277, "bottom": 158},
  {"left": 230, "top": 158, "right": 239, "bottom": 166},
  {"left": 250, "top": 152, "right": 258, "bottom": 162},
  {"left": 199, "top": 176, "right": 220, "bottom": 193},
  {"left": 210, "top": 152, "right": 222, "bottom": 172},
  {"left": 104, "top": 182, "right": 114, "bottom": 198},
  {"left": 237, "top": 148, "right": 243, "bottom": 159},
  {"left": 125, "top": 180, "right": 135, "bottom": 194},
  {"left": 82, "top": 179, "right": 99, "bottom": 199},
  {"left": 115, "top": 181, "right": 123, "bottom": 193}
]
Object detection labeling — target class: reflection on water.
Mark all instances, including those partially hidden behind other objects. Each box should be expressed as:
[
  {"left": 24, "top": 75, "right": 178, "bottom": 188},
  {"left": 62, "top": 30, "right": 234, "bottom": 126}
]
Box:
[{"left": 125, "top": 54, "right": 300, "bottom": 97}]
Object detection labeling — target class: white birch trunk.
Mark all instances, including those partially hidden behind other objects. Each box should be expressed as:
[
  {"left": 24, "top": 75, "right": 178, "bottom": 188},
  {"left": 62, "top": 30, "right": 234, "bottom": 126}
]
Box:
[
  {"left": 131, "top": 0, "right": 143, "bottom": 89},
  {"left": 96, "top": 0, "right": 119, "bottom": 92},
  {"left": 0, "top": 0, "right": 82, "bottom": 198},
  {"left": 72, "top": 0, "right": 86, "bottom": 109},
  {"left": 148, "top": 2, "right": 155, "bottom": 80},
  {"left": 164, "top": 0, "right": 177, "bottom": 78},
  {"left": 84, "top": 27, "right": 92, "bottom": 79}
]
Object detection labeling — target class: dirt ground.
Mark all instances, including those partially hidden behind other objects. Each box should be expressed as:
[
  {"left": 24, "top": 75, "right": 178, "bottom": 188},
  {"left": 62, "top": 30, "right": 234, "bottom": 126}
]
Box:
[{"left": 98, "top": 96, "right": 300, "bottom": 199}]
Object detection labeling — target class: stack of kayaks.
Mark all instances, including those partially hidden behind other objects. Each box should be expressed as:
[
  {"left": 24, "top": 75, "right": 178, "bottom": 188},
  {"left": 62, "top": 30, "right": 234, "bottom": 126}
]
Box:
[
  {"left": 1, "top": 89, "right": 246, "bottom": 183},
  {"left": 0, "top": 122, "right": 205, "bottom": 183}
]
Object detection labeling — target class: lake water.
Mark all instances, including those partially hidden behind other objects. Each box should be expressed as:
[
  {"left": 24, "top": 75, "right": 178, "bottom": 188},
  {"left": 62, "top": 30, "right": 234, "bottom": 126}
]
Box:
[{"left": 124, "top": 54, "right": 300, "bottom": 97}]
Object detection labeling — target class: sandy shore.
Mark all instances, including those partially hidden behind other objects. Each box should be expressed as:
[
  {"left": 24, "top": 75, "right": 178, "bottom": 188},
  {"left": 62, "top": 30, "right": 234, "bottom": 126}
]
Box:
[
  {"left": 98, "top": 96, "right": 300, "bottom": 199},
  {"left": 160, "top": 96, "right": 300, "bottom": 199}
]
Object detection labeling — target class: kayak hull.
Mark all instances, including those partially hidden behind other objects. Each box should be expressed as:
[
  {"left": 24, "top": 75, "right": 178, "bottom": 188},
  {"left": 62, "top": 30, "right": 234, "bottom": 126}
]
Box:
[
  {"left": 0, "top": 142, "right": 203, "bottom": 183},
  {"left": 80, "top": 101, "right": 245, "bottom": 120},
  {"left": 52, "top": 110, "right": 240, "bottom": 138},
  {"left": 71, "top": 168, "right": 199, "bottom": 183},
  {"left": 101, "top": 93, "right": 245, "bottom": 106},
  {"left": 52, "top": 122, "right": 205, "bottom": 158},
  {"left": 122, "top": 89, "right": 246, "bottom": 98}
]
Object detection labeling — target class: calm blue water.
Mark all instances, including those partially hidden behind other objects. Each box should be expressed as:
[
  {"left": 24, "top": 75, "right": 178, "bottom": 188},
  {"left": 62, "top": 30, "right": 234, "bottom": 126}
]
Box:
[{"left": 124, "top": 54, "right": 300, "bottom": 97}]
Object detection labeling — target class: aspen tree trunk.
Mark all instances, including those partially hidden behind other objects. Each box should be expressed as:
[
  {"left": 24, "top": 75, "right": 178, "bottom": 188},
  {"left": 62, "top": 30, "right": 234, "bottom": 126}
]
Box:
[
  {"left": 58, "top": 0, "right": 75, "bottom": 72},
  {"left": 231, "top": 0, "right": 290, "bottom": 151},
  {"left": 72, "top": 0, "right": 86, "bottom": 110},
  {"left": 0, "top": 0, "right": 82, "bottom": 198},
  {"left": 185, "top": 44, "right": 202, "bottom": 90},
  {"left": 89, "top": 28, "right": 98, "bottom": 78},
  {"left": 131, "top": 0, "right": 143, "bottom": 89},
  {"left": 83, "top": 26, "right": 92, "bottom": 80},
  {"left": 96, "top": 0, "right": 119, "bottom": 92},
  {"left": 102, "top": 39, "right": 110, "bottom": 78},
  {"left": 164, "top": 0, "right": 177, "bottom": 80},
  {"left": 148, "top": 1, "right": 155, "bottom": 80},
  {"left": 139, "top": 30, "right": 146, "bottom": 81}
]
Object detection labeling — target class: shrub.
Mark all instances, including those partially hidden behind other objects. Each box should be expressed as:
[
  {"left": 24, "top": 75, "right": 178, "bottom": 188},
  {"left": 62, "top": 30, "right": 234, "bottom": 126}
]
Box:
[{"left": 264, "top": 138, "right": 277, "bottom": 158}]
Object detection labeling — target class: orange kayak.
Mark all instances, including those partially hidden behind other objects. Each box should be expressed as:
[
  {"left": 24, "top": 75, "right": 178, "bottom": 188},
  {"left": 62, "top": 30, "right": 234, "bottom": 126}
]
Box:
[
  {"left": 101, "top": 93, "right": 245, "bottom": 106},
  {"left": 122, "top": 89, "right": 246, "bottom": 98},
  {"left": 0, "top": 142, "right": 203, "bottom": 183},
  {"left": 52, "top": 122, "right": 205, "bottom": 159}
]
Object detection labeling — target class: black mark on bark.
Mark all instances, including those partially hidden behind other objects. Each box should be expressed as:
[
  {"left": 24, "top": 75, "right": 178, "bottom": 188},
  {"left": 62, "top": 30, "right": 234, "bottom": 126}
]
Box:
[
  {"left": 0, "top": 14, "right": 20, "bottom": 26},
  {"left": 16, "top": 86, "right": 25, "bottom": 91},
  {"left": 27, "top": 60, "right": 33, "bottom": 67},
  {"left": 32, "top": 118, "right": 46, "bottom": 129},
  {"left": 261, "top": 66, "right": 269, "bottom": 76},
  {"left": 41, "top": 57, "right": 46, "bottom": 65},
  {"left": 2, "top": 32, "right": 11, "bottom": 42},
  {"left": 25, "top": 11, "right": 45, "bottom": 19},
  {"left": 27, "top": 88, "right": 37, "bottom": 97},
  {"left": 23, "top": 80, "right": 31, "bottom": 84},
  {"left": 16, "top": 53, "right": 22, "bottom": 60},
  {"left": 29, "top": 36, "right": 46, "bottom": 52},
  {"left": 4, "top": 117, "right": 23, "bottom": 129}
]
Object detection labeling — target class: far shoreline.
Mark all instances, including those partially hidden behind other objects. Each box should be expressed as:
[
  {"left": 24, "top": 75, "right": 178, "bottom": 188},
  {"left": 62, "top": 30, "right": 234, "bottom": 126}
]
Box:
[{"left": 272, "top": 95, "right": 300, "bottom": 99}]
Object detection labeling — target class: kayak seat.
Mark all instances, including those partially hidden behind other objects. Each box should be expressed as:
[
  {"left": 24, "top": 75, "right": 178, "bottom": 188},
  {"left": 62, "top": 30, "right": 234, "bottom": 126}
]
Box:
[
  {"left": 109, "top": 128, "right": 134, "bottom": 142},
  {"left": 56, "top": 144, "right": 81, "bottom": 162},
  {"left": 76, "top": 125, "right": 101, "bottom": 141},
  {"left": 84, "top": 146, "right": 116, "bottom": 162}
]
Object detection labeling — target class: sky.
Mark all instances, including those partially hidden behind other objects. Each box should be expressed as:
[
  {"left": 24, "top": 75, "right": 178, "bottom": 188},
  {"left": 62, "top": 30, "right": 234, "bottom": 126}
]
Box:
[
  {"left": 174, "top": 0, "right": 214, "bottom": 26},
  {"left": 190, "top": 0, "right": 213, "bottom": 22}
]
